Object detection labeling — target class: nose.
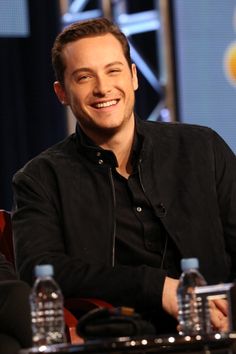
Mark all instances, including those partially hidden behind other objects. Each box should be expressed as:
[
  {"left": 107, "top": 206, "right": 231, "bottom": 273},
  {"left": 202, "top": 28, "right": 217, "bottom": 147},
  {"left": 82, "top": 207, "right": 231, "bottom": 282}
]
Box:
[{"left": 93, "top": 75, "right": 111, "bottom": 96}]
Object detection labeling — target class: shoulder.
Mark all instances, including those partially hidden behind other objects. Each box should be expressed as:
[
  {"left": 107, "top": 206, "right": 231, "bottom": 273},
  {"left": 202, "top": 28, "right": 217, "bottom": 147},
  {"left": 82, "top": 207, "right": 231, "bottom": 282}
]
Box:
[
  {"left": 12, "top": 134, "right": 79, "bottom": 192},
  {"left": 34, "top": 133, "right": 77, "bottom": 162},
  {"left": 137, "top": 120, "right": 236, "bottom": 174},
  {"left": 138, "top": 119, "right": 213, "bottom": 138},
  {"left": 138, "top": 119, "right": 234, "bottom": 153},
  {"left": 15, "top": 134, "right": 77, "bottom": 175}
]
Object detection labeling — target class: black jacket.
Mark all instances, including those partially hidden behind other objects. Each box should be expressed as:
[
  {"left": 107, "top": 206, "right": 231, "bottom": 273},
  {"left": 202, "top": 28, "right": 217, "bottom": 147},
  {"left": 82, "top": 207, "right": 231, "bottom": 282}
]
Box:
[{"left": 12, "top": 119, "right": 236, "bottom": 315}]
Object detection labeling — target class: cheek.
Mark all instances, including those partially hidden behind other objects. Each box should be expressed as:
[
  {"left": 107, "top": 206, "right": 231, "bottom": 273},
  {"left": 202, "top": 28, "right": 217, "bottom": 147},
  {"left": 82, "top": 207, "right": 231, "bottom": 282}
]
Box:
[
  {"left": 69, "top": 90, "right": 84, "bottom": 106},
  {"left": 126, "top": 83, "right": 136, "bottom": 99},
  {"left": 119, "top": 75, "right": 137, "bottom": 92}
]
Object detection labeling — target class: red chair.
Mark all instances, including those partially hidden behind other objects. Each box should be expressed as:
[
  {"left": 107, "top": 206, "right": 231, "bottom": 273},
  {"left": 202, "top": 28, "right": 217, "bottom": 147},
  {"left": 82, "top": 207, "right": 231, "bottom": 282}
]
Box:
[
  {"left": 0, "top": 210, "right": 15, "bottom": 267},
  {"left": 0, "top": 209, "right": 112, "bottom": 344}
]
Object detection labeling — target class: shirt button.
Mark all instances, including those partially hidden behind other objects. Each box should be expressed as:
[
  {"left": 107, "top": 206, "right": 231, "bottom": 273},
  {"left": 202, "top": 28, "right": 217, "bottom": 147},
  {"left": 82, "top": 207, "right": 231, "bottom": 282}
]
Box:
[
  {"left": 136, "top": 206, "right": 142, "bottom": 212},
  {"left": 96, "top": 152, "right": 101, "bottom": 157},
  {"left": 156, "top": 203, "right": 166, "bottom": 217},
  {"left": 98, "top": 159, "right": 104, "bottom": 165}
]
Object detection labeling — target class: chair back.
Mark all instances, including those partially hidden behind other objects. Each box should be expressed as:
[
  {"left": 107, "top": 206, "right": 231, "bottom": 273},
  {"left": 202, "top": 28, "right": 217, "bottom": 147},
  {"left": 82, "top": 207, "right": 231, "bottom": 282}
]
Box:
[{"left": 0, "top": 210, "right": 15, "bottom": 267}]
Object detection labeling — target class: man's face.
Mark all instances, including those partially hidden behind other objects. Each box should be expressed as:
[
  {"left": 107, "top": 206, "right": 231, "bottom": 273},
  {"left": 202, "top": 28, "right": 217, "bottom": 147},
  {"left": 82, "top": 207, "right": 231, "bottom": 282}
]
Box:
[{"left": 54, "top": 33, "right": 138, "bottom": 140}]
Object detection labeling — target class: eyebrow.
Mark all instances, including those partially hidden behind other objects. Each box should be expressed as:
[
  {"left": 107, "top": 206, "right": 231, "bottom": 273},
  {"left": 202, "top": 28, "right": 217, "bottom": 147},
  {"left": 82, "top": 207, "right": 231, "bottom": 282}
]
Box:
[{"left": 71, "top": 61, "right": 124, "bottom": 77}]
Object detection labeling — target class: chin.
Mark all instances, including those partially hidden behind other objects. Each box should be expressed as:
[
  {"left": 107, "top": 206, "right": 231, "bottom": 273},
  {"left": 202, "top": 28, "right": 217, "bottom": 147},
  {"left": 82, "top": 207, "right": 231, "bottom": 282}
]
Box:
[{"left": 93, "top": 124, "right": 121, "bottom": 134}]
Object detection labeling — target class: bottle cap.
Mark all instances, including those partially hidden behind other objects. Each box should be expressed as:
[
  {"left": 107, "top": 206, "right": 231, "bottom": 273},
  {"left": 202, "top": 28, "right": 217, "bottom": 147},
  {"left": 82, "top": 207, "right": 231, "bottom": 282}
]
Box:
[
  {"left": 181, "top": 258, "right": 199, "bottom": 271},
  {"left": 35, "top": 264, "right": 54, "bottom": 277}
]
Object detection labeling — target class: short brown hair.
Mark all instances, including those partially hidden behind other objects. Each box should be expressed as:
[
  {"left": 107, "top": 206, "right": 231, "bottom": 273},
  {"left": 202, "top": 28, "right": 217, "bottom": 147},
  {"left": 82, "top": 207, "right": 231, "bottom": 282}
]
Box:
[{"left": 52, "top": 17, "right": 132, "bottom": 85}]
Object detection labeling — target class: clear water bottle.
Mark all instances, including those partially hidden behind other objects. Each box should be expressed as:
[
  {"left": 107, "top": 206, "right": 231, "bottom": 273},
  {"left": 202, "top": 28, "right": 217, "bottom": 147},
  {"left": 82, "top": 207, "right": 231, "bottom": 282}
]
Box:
[
  {"left": 30, "top": 264, "right": 66, "bottom": 347},
  {"left": 177, "top": 258, "right": 211, "bottom": 336}
]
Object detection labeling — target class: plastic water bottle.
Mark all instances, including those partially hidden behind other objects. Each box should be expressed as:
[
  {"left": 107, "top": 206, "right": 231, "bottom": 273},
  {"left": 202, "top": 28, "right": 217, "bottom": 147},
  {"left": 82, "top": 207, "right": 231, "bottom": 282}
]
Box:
[
  {"left": 30, "top": 264, "right": 66, "bottom": 347},
  {"left": 177, "top": 258, "right": 211, "bottom": 336}
]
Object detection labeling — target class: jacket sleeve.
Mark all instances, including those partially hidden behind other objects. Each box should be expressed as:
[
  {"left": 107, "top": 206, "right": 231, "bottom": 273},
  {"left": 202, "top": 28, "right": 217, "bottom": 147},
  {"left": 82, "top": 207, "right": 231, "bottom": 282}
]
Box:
[
  {"left": 12, "top": 170, "right": 166, "bottom": 313},
  {"left": 212, "top": 130, "right": 236, "bottom": 281},
  {"left": 0, "top": 253, "right": 17, "bottom": 281}
]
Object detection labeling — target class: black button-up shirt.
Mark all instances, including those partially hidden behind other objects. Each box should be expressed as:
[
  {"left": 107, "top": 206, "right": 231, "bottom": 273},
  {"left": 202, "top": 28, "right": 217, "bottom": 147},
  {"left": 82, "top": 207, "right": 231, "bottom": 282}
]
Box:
[
  {"left": 113, "top": 134, "right": 181, "bottom": 279},
  {"left": 113, "top": 168, "right": 181, "bottom": 279}
]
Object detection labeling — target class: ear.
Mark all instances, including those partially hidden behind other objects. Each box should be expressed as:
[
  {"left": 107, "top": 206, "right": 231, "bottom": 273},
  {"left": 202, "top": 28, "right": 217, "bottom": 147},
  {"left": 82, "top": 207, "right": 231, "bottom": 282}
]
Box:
[
  {"left": 53, "top": 81, "right": 68, "bottom": 105},
  {"left": 131, "top": 63, "right": 138, "bottom": 91}
]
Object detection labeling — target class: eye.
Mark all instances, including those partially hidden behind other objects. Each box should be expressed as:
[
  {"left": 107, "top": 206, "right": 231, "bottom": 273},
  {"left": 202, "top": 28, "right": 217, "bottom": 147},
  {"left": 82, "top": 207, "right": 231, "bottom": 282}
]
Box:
[
  {"left": 75, "top": 74, "right": 92, "bottom": 83},
  {"left": 108, "top": 68, "right": 121, "bottom": 75}
]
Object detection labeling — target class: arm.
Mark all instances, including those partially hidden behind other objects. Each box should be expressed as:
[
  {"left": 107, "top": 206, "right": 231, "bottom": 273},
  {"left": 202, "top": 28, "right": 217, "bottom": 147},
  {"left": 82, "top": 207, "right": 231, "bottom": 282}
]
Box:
[
  {"left": 212, "top": 131, "right": 236, "bottom": 280},
  {"left": 12, "top": 169, "right": 166, "bottom": 313}
]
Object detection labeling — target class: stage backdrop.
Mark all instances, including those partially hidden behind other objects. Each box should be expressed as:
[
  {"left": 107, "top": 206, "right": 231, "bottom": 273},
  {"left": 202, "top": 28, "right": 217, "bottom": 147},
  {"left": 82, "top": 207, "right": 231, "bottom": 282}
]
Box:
[
  {"left": 172, "top": 0, "right": 236, "bottom": 152},
  {"left": 0, "top": 0, "right": 67, "bottom": 210}
]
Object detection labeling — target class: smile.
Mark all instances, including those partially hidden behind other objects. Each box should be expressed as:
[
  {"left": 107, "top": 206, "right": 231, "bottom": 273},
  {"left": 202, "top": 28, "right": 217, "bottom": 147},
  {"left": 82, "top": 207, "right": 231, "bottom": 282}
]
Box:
[{"left": 93, "top": 100, "right": 118, "bottom": 108}]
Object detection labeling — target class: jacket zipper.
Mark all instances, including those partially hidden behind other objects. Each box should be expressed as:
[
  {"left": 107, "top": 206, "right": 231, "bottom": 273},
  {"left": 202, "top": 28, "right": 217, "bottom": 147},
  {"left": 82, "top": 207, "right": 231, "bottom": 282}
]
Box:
[
  {"left": 138, "top": 159, "right": 163, "bottom": 212},
  {"left": 138, "top": 161, "right": 166, "bottom": 216},
  {"left": 137, "top": 159, "right": 149, "bottom": 202},
  {"left": 109, "top": 167, "right": 116, "bottom": 267}
]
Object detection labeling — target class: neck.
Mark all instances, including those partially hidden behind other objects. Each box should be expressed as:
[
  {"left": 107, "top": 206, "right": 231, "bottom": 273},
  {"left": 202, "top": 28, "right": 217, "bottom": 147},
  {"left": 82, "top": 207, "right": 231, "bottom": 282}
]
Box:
[
  {"left": 106, "top": 133, "right": 134, "bottom": 178},
  {"left": 83, "top": 118, "right": 135, "bottom": 178},
  {"left": 101, "top": 121, "right": 135, "bottom": 178}
]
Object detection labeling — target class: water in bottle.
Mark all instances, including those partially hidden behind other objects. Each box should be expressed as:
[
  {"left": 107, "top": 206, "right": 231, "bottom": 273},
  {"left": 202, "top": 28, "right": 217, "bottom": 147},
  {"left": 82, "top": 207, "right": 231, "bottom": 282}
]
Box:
[
  {"left": 30, "top": 264, "right": 66, "bottom": 347},
  {"left": 177, "top": 258, "right": 211, "bottom": 336}
]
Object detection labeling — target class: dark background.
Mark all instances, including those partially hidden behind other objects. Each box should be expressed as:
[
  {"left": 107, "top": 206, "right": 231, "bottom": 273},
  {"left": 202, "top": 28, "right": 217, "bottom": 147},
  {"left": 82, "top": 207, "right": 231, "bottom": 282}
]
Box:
[
  {"left": 0, "top": 1, "right": 67, "bottom": 210},
  {"left": 0, "top": 0, "right": 162, "bottom": 210}
]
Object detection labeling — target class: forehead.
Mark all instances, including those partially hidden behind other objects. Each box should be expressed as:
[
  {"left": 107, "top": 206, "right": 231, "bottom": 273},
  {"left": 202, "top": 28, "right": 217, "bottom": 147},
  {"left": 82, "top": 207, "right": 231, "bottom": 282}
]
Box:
[{"left": 62, "top": 33, "right": 127, "bottom": 70}]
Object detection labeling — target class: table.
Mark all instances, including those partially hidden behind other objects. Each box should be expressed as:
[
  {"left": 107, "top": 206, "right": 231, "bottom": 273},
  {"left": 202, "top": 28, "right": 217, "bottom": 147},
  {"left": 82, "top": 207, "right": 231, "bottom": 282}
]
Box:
[{"left": 19, "top": 332, "right": 236, "bottom": 354}]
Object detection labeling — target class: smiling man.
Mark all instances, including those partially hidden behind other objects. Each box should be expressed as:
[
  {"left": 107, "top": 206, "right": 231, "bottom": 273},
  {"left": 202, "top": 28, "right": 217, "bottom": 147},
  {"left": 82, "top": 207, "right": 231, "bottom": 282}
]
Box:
[
  {"left": 53, "top": 30, "right": 138, "bottom": 178},
  {"left": 12, "top": 18, "right": 236, "bottom": 334}
]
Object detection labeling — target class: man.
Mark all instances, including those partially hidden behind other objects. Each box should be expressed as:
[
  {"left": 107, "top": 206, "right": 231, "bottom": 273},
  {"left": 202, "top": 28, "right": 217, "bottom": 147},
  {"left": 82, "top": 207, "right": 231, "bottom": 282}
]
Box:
[
  {"left": 0, "top": 252, "right": 32, "bottom": 353},
  {"left": 12, "top": 18, "right": 236, "bottom": 334}
]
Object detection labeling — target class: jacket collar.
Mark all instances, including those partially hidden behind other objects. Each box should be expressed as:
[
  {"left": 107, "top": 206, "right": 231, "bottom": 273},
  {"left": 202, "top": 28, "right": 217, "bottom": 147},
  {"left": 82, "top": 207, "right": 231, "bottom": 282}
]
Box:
[{"left": 75, "top": 116, "right": 147, "bottom": 168}]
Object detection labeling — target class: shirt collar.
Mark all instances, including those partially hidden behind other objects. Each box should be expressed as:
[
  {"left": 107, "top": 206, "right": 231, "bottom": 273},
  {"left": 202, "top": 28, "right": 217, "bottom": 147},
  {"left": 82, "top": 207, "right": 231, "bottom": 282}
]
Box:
[
  {"left": 76, "top": 124, "right": 118, "bottom": 167},
  {"left": 75, "top": 118, "right": 144, "bottom": 168}
]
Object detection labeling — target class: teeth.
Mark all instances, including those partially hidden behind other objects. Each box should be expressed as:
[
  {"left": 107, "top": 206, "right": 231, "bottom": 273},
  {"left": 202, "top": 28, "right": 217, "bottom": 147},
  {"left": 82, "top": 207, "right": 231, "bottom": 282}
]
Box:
[{"left": 95, "top": 100, "right": 117, "bottom": 108}]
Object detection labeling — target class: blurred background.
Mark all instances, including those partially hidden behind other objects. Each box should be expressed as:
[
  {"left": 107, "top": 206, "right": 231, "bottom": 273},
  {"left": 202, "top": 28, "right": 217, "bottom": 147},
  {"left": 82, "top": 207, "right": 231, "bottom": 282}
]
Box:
[{"left": 1, "top": 0, "right": 236, "bottom": 210}]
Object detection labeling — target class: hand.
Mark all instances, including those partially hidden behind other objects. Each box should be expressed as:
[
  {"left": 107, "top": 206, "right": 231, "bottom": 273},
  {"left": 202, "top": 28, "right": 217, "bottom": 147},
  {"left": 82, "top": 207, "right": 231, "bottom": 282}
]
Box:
[
  {"left": 162, "top": 276, "right": 179, "bottom": 318},
  {"left": 162, "top": 277, "right": 229, "bottom": 333},
  {"left": 209, "top": 298, "right": 229, "bottom": 332}
]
